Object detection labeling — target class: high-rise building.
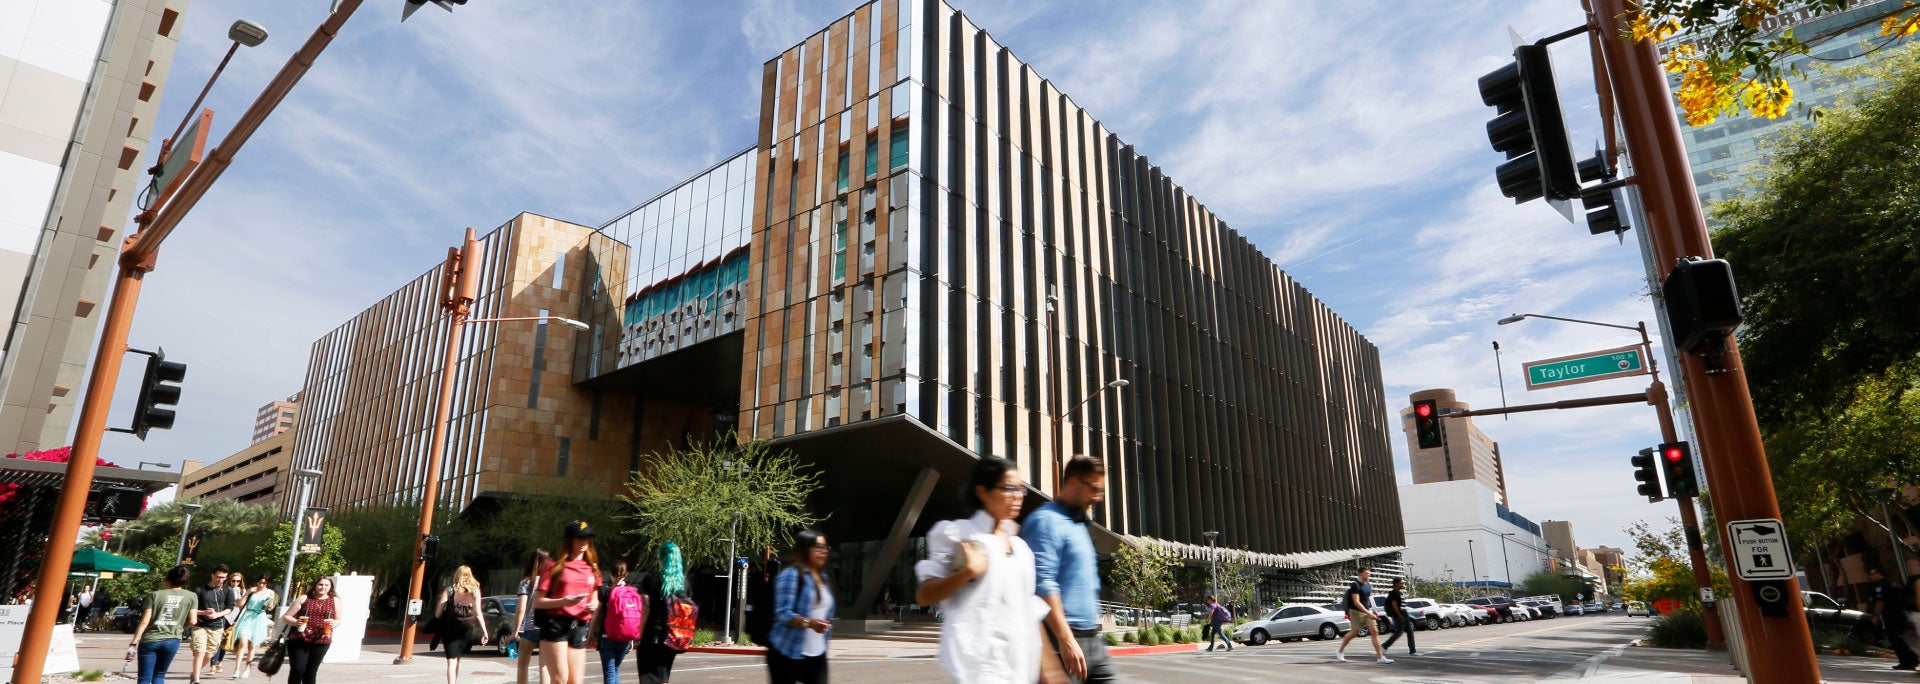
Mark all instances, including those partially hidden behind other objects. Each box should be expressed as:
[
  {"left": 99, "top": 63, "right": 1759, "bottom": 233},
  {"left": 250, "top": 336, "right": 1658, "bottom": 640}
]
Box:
[
  {"left": 1402, "top": 388, "right": 1509, "bottom": 505},
  {"left": 0, "top": 0, "right": 191, "bottom": 453},
  {"left": 1661, "top": 0, "right": 1917, "bottom": 211},
  {"left": 178, "top": 429, "right": 292, "bottom": 506},
  {"left": 292, "top": 0, "right": 1403, "bottom": 612},
  {"left": 1542, "top": 519, "right": 1580, "bottom": 571},
  {"left": 252, "top": 394, "right": 300, "bottom": 445},
  {"left": 1397, "top": 480, "right": 1550, "bottom": 595}
]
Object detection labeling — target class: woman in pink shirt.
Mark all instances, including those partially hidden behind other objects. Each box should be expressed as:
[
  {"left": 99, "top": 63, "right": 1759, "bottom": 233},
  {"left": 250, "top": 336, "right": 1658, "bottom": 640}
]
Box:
[{"left": 533, "top": 521, "right": 602, "bottom": 684}]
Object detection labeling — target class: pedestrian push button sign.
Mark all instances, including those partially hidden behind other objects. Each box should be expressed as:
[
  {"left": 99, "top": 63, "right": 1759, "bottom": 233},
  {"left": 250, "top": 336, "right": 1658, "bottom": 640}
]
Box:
[{"left": 1727, "top": 518, "right": 1792, "bottom": 581}]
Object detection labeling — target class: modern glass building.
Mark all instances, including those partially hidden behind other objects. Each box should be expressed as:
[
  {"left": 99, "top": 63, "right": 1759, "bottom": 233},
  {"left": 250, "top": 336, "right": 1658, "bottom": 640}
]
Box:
[
  {"left": 1661, "top": 0, "right": 1917, "bottom": 211},
  {"left": 294, "top": 0, "right": 1402, "bottom": 612}
]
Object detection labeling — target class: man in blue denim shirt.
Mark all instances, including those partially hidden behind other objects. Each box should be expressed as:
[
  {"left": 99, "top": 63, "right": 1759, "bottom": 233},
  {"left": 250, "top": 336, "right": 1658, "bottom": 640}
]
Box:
[{"left": 1022, "top": 456, "right": 1117, "bottom": 683}]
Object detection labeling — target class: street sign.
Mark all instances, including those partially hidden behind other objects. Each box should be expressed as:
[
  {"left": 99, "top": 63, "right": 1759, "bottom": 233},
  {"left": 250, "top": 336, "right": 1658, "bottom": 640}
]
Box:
[
  {"left": 1727, "top": 518, "right": 1793, "bottom": 581},
  {"left": 148, "top": 109, "right": 211, "bottom": 211},
  {"left": 1522, "top": 343, "right": 1649, "bottom": 390}
]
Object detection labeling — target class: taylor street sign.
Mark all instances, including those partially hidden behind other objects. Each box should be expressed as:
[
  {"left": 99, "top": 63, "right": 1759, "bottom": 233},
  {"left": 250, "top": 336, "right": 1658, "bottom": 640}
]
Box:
[
  {"left": 1727, "top": 518, "right": 1794, "bottom": 581},
  {"left": 1522, "top": 343, "right": 1649, "bottom": 390}
]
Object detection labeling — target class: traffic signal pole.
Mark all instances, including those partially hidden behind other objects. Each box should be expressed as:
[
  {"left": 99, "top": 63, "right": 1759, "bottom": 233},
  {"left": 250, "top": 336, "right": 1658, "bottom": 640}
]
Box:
[
  {"left": 6, "top": 4, "right": 365, "bottom": 682},
  {"left": 1584, "top": 1, "right": 1819, "bottom": 680},
  {"left": 1647, "top": 378, "right": 1726, "bottom": 649}
]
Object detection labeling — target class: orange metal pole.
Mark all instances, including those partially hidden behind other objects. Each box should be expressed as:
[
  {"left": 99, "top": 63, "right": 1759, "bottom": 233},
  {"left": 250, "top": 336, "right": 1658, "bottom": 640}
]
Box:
[
  {"left": 1588, "top": 0, "right": 1819, "bottom": 680},
  {"left": 1648, "top": 379, "right": 1727, "bottom": 649},
  {"left": 8, "top": 248, "right": 148, "bottom": 684},
  {"left": 396, "top": 230, "right": 478, "bottom": 662}
]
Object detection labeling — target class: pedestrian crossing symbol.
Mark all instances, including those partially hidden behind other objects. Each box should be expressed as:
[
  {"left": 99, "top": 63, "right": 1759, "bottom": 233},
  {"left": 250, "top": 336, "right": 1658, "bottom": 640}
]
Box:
[{"left": 1727, "top": 518, "right": 1792, "bottom": 581}]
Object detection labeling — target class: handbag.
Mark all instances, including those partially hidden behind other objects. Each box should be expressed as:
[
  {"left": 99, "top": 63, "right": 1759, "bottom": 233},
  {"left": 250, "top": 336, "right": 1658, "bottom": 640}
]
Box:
[{"left": 257, "top": 631, "right": 288, "bottom": 676}]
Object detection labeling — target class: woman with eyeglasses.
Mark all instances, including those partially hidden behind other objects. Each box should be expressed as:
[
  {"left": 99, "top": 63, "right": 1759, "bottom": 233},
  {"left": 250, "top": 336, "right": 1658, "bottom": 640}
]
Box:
[
  {"left": 230, "top": 577, "right": 277, "bottom": 678},
  {"left": 206, "top": 573, "right": 246, "bottom": 677},
  {"left": 766, "top": 530, "right": 834, "bottom": 683},
  {"left": 913, "top": 457, "right": 1065, "bottom": 684}
]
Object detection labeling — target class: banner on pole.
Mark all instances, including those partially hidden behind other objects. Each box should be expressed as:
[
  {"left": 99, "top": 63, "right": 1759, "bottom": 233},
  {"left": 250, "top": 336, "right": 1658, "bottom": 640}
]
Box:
[{"left": 300, "top": 507, "right": 329, "bottom": 554}]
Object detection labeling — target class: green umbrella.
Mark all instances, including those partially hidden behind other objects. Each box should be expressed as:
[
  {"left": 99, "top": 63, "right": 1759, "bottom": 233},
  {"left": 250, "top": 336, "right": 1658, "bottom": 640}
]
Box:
[{"left": 69, "top": 547, "right": 151, "bottom": 574}]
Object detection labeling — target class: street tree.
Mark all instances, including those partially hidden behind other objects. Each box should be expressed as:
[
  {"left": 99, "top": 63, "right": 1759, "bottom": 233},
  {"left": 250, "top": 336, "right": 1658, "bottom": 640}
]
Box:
[
  {"left": 1110, "top": 539, "right": 1179, "bottom": 610},
  {"left": 476, "top": 495, "right": 635, "bottom": 567},
  {"left": 1631, "top": 1, "right": 1918, "bottom": 125},
  {"left": 1215, "top": 557, "right": 1260, "bottom": 610},
  {"left": 1618, "top": 518, "right": 1731, "bottom": 611},
  {"left": 250, "top": 520, "right": 346, "bottom": 594},
  {"left": 618, "top": 435, "right": 821, "bottom": 568},
  {"left": 1711, "top": 44, "right": 1920, "bottom": 548}
]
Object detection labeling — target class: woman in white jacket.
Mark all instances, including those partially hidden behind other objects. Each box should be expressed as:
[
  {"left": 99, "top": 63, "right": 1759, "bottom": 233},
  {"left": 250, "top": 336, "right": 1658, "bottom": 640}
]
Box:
[{"left": 914, "top": 457, "right": 1065, "bottom": 684}]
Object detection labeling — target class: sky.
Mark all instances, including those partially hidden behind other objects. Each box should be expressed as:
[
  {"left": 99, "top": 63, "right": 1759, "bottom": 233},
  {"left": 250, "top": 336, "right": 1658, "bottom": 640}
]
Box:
[{"left": 99, "top": 0, "right": 1682, "bottom": 555}]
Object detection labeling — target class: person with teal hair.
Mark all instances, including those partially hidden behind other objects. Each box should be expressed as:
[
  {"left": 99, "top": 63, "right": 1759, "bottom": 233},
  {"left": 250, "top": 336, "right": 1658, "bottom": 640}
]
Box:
[{"left": 633, "top": 543, "right": 691, "bottom": 683}]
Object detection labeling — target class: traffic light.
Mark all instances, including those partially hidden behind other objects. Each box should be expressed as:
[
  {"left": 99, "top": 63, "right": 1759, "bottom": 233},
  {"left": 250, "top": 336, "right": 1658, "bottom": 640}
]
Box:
[
  {"left": 1577, "top": 153, "right": 1627, "bottom": 236},
  {"left": 1663, "top": 258, "right": 1743, "bottom": 355},
  {"left": 1412, "top": 399, "right": 1443, "bottom": 449},
  {"left": 1478, "top": 44, "right": 1581, "bottom": 204},
  {"left": 131, "top": 349, "right": 186, "bottom": 440},
  {"left": 1632, "top": 448, "right": 1663, "bottom": 502},
  {"left": 420, "top": 534, "right": 440, "bottom": 563},
  {"left": 1660, "top": 441, "right": 1700, "bottom": 499}
]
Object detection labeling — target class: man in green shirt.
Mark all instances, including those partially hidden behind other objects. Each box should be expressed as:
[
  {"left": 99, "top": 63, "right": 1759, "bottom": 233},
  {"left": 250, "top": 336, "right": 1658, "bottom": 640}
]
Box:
[{"left": 129, "top": 566, "right": 197, "bottom": 684}]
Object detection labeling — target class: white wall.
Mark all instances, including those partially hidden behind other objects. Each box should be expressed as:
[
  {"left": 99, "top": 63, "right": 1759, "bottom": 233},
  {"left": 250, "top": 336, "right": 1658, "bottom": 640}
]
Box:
[{"left": 1398, "top": 480, "right": 1552, "bottom": 593}]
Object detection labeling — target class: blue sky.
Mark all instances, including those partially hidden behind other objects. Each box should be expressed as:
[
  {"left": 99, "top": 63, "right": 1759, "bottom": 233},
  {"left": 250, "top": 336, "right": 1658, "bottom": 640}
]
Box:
[{"left": 104, "top": 0, "right": 1681, "bottom": 554}]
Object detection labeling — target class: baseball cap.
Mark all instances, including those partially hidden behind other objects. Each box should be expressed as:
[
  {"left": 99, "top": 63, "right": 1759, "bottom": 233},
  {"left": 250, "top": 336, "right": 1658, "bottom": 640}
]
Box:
[{"left": 564, "top": 521, "right": 596, "bottom": 539}]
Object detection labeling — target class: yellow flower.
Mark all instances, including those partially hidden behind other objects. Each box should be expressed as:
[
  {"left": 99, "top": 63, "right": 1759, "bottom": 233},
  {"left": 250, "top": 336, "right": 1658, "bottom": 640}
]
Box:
[
  {"left": 1677, "top": 63, "right": 1737, "bottom": 126},
  {"left": 1629, "top": 15, "right": 1681, "bottom": 42},
  {"left": 1662, "top": 44, "right": 1699, "bottom": 73},
  {"left": 1741, "top": 78, "right": 1793, "bottom": 119},
  {"left": 1883, "top": 8, "right": 1920, "bottom": 37}
]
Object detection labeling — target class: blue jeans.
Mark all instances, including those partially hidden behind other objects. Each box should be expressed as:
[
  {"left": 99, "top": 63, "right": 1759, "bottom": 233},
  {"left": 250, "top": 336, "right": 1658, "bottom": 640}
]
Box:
[
  {"left": 136, "top": 639, "right": 180, "bottom": 684},
  {"left": 1207, "top": 622, "right": 1233, "bottom": 650},
  {"left": 599, "top": 639, "right": 632, "bottom": 683}
]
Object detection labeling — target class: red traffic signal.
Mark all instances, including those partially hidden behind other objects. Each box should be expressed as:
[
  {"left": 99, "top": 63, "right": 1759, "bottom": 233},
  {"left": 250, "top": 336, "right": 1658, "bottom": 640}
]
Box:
[
  {"left": 1415, "top": 403, "right": 1434, "bottom": 418},
  {"left": 1412, "top": 399, "right": 1443, "bottom": 449},
  {"left": 1663, "top": 446, "right": 1684, "bottom": 462}
]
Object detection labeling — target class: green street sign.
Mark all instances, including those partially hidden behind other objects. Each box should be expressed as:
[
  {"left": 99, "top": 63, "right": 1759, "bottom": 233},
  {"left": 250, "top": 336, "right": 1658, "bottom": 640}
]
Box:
[
  {"left": 147, "top": 109, "right": 210, "bottom": 211},
  {"left": 1522, "top": 344, "right": 1648, "bottom": 390}
]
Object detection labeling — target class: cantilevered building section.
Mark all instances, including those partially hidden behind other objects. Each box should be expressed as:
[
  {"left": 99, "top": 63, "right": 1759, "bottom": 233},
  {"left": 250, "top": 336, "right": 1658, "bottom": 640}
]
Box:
[{"left": 733, "top": 0, "right": 1401, "bottom": 565}]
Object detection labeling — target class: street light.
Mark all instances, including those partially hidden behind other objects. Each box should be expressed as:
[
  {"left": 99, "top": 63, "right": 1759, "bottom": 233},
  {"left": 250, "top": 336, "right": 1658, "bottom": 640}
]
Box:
[
  {"left": 1467, "top": 538, "right": 1479, "bottom": 597},
  {"left": 152, "top": 19, "right": 269, "bottom": 184},
  {"left": 280, "top": 469, "right": 322, "bottom": 615},
  {"left": 1044, "top": 290, "right": 1131, "bottom": 488},
  {"left": 175, "top": 503, "right": 203, "bottom": 565},
  {"left": 723, "top": 510, "right": 745, "bottom": 646},
  {"left": 1203, "top": 531, "right": 1220, "bottom": 600},
  {"left": 1499, "top": 532, "right": 1517, "bottom": 595},
  {"left": 398, "top": 231, "right": 594, "bottom": 662}
]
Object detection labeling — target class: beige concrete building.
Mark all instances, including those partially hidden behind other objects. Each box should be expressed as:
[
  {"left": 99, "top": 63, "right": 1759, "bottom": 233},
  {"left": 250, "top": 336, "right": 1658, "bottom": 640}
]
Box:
[
  {"left": 0, "top": 0, "right": 190, "bottom": 453},
  {"left": 178, "top": 429, "right": 292, "bottom": 506},
  {"left": 1542, "top": 519, "right": 1580, "bottom": 569},
  {"left": 288, "top": 213, "right": 713, "bottom": 514},
  {"left": 253, "top": 394, "right": 298, "bottom": 444},
  {"left": 1402, "top": 389, "right": 1509, "bottom": 505}
]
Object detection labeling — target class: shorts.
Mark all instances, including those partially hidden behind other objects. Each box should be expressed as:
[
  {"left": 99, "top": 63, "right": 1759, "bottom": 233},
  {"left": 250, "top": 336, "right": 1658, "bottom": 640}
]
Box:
[
  {"left": 190, "top": 626, "right": 225, "bottom": 654},
  {"left": 535, "top": 612, "right": 589, "bottom": 648},
  {"left": 1346, "top": 609, "right": 1377, "bottom": 631}
]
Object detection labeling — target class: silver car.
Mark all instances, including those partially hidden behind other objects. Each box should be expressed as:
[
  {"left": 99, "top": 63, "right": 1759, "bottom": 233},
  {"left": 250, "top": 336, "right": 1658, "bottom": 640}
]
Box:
[{"left": 1233, "top": 605, "right": 1353, "bottom": 645}]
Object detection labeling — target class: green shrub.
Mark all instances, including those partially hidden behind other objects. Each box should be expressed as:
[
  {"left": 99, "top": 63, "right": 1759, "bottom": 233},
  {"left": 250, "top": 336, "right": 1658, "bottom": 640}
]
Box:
[
  {"left": 1810, "top": 625, "right": 1875, "bottom": 655},
  {"left": 1142, "top": 629, "right": 1161, "bottom": 646},
  {"left": 1645, "top": 611, "right": 1707, "bottom": 649},
  {"left": 692, "top": 628, "right": 717, "bottom": 646},
  {"left": 1103, "top": 632, "right": 1121, "bottom": 647},
  {"left": 1172, "top": 627, "right": 1189, "bottom": 643},
  {"left": 1123, "top": 630, "right": 1138, "bottom": 643},
  {"left": 73, "top": 671, "right": 106, "bottom": 683}
]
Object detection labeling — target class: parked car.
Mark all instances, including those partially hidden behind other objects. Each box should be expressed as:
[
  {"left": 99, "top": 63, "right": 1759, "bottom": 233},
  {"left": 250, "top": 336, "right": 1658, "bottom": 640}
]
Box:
[
  {"left": 1321, "top": 603, "right": 1386, "bottom": 635},
  {"left": 1461, "top": 596, "right": 1516, "bottom": 623},
  {"left": 1626, "top": 600, "right": 1650, "bottom": 617},
  {"left": 1562, "top": 603, "right": 1585, "bottom": 616},
  {"left": 110, "top": 606, "right": 139, "bottom": 633},
  {"left": 1509, "top": 602, "right": 1539, "bottom": 620},
  {"left": 1449, "top": 603, "right": 1495, "bottom": 625},
  {"left": 1584, "top": 602, "right": 1605, "bottom": 614},
  {"left": 481, "top": 595, "right": 523, "bottom": 656},
  {"left": 1235, "top": 605, "right": 1353, "bottom": 645},
  {"left": 1517, "top": 600, "right": 1557, "bottom": 618},
  {"left": 1611, "top": 601, "right": 1624, "bottom": 610},
  {"left": 1801, "top": 591, "right": 1876, "bottom": 641}
]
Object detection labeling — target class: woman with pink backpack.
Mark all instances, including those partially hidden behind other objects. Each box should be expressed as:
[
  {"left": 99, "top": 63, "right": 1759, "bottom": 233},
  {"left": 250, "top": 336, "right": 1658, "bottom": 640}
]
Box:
[{"left": 591, "top": 561, "right": 642, "bottom": 684}]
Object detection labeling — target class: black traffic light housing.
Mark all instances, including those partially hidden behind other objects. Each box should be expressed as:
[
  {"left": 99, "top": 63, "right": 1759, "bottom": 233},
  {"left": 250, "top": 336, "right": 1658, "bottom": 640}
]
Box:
[
  {"left": 1632, "top": 448, "right": 1664, "bottom": 502},
  {"left": 420, "top": 534, "right": 440, "bottom": 564},
  {"left": 1479, "top": 43, "right": 1581, "bottom": 204},
  {"left": 1660, "top": 441, "right": 1700, "bottom": 499},
  {"left": 1663, "top": 258, "right": 1743, "bottom": 357},
  {"left": 1577, "top": 153, "right": 1628, "bottom": 236},
  {"left": 1412, "top": 399, "right": 1443, "bottom": 449},
  {"left": 130, "top": 348, "right": 186, "bottom": 440}
]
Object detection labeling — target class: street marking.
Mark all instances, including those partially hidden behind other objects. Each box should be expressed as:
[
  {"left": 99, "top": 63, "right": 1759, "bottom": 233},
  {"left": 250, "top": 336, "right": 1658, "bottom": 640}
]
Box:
[{"left": 1428, "top": 619, "right": 1599, "bottom": 650}]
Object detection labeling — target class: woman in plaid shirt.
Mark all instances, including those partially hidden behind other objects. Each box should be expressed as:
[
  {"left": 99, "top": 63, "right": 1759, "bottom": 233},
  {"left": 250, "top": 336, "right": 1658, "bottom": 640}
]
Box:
[{"left": 766, "top": 530, "right": 834, "bottom": 683}]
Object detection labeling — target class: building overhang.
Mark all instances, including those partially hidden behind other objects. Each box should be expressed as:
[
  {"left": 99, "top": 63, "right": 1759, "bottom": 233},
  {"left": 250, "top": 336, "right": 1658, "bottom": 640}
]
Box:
[
  {"left": 761, "top": 414, "right": 985, "bottom": 542},
  {"left": 1, "top": 459, "right": 179, "bottom": 493}
]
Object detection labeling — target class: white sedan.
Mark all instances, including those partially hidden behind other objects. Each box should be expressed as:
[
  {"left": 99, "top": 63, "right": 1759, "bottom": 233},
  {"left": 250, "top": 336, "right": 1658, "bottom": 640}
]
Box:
[{"left": 1233, "top": 605, "right": 1353, "bottom": 645}]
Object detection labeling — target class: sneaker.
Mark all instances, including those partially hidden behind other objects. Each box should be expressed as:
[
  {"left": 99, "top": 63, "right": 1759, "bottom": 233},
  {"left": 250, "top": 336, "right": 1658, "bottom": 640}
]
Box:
[
  {"left": 1377, "top": 657, "right": 1394, "bottom": 664},
  {"left": 1207, "top": 647, "right": 1214, "bottom": 652},
  {"left": 1334, "top": 651, "right": 1347, "bottom": 662}
]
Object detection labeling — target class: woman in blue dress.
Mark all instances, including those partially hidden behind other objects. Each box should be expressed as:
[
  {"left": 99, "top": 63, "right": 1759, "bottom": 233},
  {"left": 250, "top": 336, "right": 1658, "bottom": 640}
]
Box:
[{"left": 230, "top": 577, "right": 277, "bottom": 678}]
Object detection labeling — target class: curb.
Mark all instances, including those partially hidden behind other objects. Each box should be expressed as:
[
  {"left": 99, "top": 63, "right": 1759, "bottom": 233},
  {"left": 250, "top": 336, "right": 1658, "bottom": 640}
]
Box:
[
  {"left": 687, "top": 645, "right": 768, "bottom": 655},
  {"left": 1109, "top": 642, "right": 1203, "bottom": 656}
]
